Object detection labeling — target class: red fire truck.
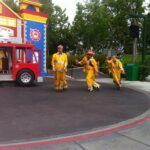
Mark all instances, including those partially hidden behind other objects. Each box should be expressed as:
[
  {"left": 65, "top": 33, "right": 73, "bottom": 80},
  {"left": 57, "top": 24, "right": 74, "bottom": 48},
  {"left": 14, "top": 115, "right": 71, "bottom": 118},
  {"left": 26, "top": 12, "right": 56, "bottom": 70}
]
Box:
[{"left": 0, "top": 42, "right": 43, "bottom": 86}]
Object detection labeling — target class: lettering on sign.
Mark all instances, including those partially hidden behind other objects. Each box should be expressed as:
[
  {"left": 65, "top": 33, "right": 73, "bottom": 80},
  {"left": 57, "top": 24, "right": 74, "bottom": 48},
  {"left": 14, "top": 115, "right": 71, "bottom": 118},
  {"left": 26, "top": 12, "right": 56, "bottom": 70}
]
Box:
[{"left": 0, "top": 26, "right": 14, "bottom": 36}]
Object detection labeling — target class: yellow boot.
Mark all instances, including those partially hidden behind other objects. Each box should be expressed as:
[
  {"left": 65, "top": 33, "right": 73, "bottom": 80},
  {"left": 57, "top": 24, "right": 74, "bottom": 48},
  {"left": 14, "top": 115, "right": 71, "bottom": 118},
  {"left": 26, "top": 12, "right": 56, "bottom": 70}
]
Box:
[
  {"left": 93, "top": 82, "right": 100, "bottom": 89},
  {"left": 59, "top": 84, "right": 64, "bottom": 91},
  {"left": 63, "top": 84, "right": 68, "bottom": 90},
  {"left": 88, "top": 86, "right": 94, "bottom": 92},
  {"left": 55, "top": 85, "right": 59, "bottom": 91}
]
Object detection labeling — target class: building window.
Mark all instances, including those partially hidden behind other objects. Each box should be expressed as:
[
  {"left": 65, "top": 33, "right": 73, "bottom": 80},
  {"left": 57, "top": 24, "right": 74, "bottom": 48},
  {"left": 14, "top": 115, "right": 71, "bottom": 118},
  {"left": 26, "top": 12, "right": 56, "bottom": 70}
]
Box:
[{"left": 27, "top": 5, "right": 36, "bottom": 11}]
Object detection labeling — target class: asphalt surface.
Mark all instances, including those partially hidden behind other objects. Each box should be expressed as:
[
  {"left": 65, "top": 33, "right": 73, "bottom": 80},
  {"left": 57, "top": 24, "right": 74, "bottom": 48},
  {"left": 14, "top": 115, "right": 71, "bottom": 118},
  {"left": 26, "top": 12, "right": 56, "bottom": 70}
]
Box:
[
  {"left": 68, "top": 67, "right": 108, "bottom": 79},
  {"left": 0, "top": 77, "right": 149, "bottom": 144}
]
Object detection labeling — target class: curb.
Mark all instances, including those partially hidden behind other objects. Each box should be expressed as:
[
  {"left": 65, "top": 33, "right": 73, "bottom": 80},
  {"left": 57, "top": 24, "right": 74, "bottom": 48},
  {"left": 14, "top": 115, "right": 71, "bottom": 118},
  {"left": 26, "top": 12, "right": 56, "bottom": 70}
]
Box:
[{"left": 0, "top": 112, "right": 149, "bottom": 150}]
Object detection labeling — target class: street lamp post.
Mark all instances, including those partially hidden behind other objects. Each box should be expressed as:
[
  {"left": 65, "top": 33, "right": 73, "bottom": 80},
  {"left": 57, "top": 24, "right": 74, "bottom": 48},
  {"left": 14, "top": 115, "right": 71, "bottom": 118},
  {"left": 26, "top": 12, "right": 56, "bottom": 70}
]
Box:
[
  {"left": 142, "top": 16, "right": 147, "bottom": 64},
  {"left": 129, "top": 14, "right": 148, "bottom": 64}
]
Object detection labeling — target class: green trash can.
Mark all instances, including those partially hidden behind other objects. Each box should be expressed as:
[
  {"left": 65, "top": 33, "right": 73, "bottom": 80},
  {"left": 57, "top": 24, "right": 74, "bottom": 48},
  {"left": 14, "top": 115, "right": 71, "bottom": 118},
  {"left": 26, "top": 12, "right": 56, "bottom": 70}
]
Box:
[{"left": 126, "top": 64, "right": 139, "bottom": 81}]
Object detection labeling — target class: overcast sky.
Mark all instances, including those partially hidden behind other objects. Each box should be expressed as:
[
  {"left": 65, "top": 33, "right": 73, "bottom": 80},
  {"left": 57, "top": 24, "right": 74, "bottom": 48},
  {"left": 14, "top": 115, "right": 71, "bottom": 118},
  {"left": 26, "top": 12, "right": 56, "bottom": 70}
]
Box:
[
  {"left": 53, "top": 0, "right": 149, "bottom": 23},
  {"left": 52, "top": 0, "right": 83, "bottom": 23}
]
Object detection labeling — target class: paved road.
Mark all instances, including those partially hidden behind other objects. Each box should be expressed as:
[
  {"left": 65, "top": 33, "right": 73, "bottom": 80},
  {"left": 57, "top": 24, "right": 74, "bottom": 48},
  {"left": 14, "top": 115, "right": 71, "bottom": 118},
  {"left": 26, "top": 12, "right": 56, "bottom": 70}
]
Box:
[
  {"left": 68, "top": 67, "right": 108, "bottom": 79},
  {"left": 0, "top": 78, "right": 149, "bottom": 144}
]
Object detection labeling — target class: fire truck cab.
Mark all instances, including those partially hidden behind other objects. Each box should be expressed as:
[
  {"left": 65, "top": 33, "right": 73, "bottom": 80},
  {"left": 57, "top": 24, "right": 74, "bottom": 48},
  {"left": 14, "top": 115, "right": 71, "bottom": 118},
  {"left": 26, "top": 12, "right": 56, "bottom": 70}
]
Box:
[{"left": 0, "top": 42, "right": 43, "bottom": 86}]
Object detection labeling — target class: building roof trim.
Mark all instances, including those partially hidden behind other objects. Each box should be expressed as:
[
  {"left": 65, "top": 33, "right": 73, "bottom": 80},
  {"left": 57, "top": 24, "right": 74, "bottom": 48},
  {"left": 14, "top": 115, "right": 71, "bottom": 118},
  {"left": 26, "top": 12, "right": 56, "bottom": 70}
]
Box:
[{"left": 0, "top": 0, "right": 22, "bottom": 20}]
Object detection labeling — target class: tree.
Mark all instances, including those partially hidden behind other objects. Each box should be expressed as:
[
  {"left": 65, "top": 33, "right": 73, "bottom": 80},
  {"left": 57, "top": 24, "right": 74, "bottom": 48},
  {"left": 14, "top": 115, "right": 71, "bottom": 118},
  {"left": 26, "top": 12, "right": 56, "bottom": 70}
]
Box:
[
  {"left": 146, "top": 13, "right": 150, "bottom": 51},
  {"left": 3, "top": 0, "right": 19, "bottom": 12},
  {"left": 73, "top": 0, "right": 112, "bottom": 52},
  {"left": 102, "top": 0, "right": 145, "bottom": 53},
  {"left": 73, "top": 0, "right": 145, "bottom": 54},
  {"left": 147, "top": 6, "right": 150, "bottom": 50},
  {"left": 41, "top": 0, "right": 72, "bottom": 54}
]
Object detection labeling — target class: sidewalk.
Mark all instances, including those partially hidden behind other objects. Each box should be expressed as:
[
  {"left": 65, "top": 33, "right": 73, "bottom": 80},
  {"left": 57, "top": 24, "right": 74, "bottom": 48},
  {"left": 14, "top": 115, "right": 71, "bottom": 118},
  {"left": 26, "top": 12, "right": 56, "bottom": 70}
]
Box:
[
  {"left": 1, "top": 79, "right": 150, "bottom": 150},
  {"left": 100, "top": 78, "right": 150, "bottom": 93},
  {"left": 28, "top": 121, "right": 149, "bottom": 150}
]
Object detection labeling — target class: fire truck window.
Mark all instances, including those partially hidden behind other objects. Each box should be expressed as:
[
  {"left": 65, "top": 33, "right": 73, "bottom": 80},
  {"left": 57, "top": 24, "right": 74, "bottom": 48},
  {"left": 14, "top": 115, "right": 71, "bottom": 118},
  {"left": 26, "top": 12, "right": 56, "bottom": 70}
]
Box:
[
  {"left": 0, "top": 48, "right": 11, "bottom": 74},
  {"left": 26, "top": 49, "right": 39, "bottom": 64},
  {"left": 26, "top": 49, "right": 33, "bottom": 63},
  {"left": 0, "top": 50, "right": 4, "bottom": 72},
  {"left": 33, "top": 51, "right": 39, "bottom": 64},
  {"left": 16, "top": 48, "right": 26, "bottom": 64}
]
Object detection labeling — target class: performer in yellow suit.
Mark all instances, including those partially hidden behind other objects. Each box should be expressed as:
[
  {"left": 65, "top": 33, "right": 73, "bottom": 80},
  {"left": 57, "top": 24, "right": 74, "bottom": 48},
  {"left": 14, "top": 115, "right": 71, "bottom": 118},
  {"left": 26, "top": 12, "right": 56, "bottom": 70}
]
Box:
[
  {"left": 106, "top": 56, "right": 125, "bottom": 89},
  {"left": 51, "top": 45, "right": 68, "bottom": 91},
  {"left": 0, "top": 51, "right": 3, "bottom": 71},
  {"left": 78, "top": 50, "right": 100, "bottom": 92}
]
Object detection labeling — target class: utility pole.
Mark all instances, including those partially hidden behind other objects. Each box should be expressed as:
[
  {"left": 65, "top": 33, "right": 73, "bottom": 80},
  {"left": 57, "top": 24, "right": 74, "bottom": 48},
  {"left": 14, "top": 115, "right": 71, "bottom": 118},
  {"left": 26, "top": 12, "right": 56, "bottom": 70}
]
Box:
[
  {"left": 142, "top": 16, "right": 147, "bottom": 64},
  {"left": 132, "top": 18, "right": 138, "bottom": 64},
  {"left": 129, "top": 14, "right": 148, "bottom": 64},
  {"left": 133, "top": 37, "right": 137, "bottom": 63}
]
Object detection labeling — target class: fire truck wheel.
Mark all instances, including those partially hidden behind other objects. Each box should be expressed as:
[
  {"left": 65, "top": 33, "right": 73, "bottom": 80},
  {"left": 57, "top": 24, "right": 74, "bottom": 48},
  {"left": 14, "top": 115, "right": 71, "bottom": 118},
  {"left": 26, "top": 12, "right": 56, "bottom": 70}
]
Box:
[{"left": 16, "top": 69, "right": 35, "bottom": 87}]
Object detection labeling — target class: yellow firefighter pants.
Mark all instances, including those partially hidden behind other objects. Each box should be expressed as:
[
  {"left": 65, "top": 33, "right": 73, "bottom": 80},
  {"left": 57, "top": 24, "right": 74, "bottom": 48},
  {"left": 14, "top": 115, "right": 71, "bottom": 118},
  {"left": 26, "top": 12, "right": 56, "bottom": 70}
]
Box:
[
  {"left": 0, "top": 59, "right": 2, "bottom": 71},
  {"left": 112, "top": 71, "right": 121, "bottom": 86},
  {"left": 86, "top": 69, "right": 97, "bottom": 88},
  {"left": 54, "top": 71, "right": 67, "bottom": 90}
]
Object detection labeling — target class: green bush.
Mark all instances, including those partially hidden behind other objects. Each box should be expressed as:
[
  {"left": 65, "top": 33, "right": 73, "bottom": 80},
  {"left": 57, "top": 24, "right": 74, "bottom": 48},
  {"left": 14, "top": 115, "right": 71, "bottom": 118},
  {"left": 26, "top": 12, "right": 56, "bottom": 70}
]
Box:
[
  {"left": 145, "top": 55, "right": 150, "bottom": 65},
  {"left": 47, "top": 55, "right": 52, "bottom": 69},
  {"left": 94, "top": 54, "right": 106, "bottom": 65},
  {"left": 138, "top": 55, "right": 150, "bottom": 81},
  {"left": 122, "top": 54, "right": 142, "bottom": 66},
  {"left": 139, "top": 65, "right": 150, "bottom": 81},
  {"left": 68, "top": 55, "right": 78, "bottom": 67},
  {"left": 100, "top": 63, "right": 109, "bottom": 74}
]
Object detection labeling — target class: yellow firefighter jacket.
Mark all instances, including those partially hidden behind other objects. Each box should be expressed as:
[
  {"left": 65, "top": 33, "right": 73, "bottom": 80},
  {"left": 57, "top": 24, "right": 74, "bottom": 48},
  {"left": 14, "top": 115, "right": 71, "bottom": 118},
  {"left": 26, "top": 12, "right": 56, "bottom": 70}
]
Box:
[
  {"left": 81, "top": 56, "right": 98, "bottom": 73},
  {"left": 107, "top": 59, "right": 124, "bottom": 74},
  {"left": 52, "top": 52, "right": 68, "bottom": 71}
]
